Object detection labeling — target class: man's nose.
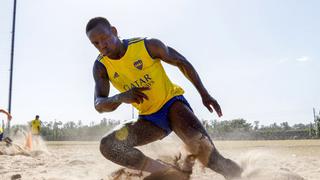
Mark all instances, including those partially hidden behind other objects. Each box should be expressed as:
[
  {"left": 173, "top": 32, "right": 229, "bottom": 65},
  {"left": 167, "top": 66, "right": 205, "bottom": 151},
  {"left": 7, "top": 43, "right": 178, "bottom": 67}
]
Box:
[{"left": 99, "top": 41, "right": 108, "bottom": 49}]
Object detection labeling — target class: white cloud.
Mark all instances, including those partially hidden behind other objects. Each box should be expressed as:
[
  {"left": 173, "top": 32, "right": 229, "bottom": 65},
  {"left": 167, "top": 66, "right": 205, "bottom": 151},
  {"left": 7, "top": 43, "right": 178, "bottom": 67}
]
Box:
[
  {"left": 278, "top": 57, "right": 289, "bottom": 64},
  {"left": 296, "top": 56, "right": 310, "bottom": 62}
]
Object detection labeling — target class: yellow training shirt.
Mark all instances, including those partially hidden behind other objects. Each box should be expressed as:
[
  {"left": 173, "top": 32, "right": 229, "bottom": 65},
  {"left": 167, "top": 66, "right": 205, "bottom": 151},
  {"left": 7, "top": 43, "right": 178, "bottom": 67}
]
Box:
[
  {"left": 31, "top": 119, "right": 41, "bottom": 135},
  {"left": 98, "top": 38, "right": 184, "bottom": 115}
]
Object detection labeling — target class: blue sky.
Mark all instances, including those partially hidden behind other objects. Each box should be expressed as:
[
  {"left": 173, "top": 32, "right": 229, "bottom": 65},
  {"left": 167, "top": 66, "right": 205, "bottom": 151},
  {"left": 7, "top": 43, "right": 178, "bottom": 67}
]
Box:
[{"left": 1, "top": 0, "right": 319, "bottom": 126}]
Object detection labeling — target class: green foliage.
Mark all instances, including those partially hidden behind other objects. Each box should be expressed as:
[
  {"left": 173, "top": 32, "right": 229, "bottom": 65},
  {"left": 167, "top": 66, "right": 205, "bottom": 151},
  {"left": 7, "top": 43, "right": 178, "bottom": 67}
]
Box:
[
  {"left": 203, "top": 119, "right": 314, "bottom": 140},
  {"left": 13, "top": 117, "right": 316, "bottom": 141},
  {"left": 39, "top": 118, "right": 120, "bottom": 141}
]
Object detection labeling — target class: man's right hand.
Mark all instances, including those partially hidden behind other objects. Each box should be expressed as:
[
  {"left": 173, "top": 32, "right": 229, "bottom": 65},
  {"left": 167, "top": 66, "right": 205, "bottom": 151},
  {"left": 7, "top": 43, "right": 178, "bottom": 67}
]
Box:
[{"left": 119, "top": 87, "right": 150, "bottom": 104}]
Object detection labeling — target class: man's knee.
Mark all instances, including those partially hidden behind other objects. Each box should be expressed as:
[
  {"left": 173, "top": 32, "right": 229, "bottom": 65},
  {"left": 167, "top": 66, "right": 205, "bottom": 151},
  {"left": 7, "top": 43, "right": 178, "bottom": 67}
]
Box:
[
  {"left": 100, "top": 136, "right": 110, "bottom": 157},
  {"left": 99, "top": 125, "right": 130, "bottom": 156},
  {"left": 100, "top": 134, "right": 125, "bottom": 160},
  {"left": 99, "top": 134, "right": 145, "bottom": 169}
]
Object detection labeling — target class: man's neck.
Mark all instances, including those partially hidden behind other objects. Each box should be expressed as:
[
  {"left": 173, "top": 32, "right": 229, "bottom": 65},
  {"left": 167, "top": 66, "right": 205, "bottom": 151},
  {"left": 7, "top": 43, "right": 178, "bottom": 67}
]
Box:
[
  {"left": 108, "top": 40, "right": 127, "bottom": 60},
  {"left": 118, "top": 40, "right": 127, "bottom": 58}
]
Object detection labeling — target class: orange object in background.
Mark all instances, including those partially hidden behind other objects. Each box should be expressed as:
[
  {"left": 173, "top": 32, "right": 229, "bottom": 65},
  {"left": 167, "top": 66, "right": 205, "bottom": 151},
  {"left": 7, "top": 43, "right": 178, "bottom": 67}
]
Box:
[{"left": 25, "top": 132, "right": 33, "bottom": 151}]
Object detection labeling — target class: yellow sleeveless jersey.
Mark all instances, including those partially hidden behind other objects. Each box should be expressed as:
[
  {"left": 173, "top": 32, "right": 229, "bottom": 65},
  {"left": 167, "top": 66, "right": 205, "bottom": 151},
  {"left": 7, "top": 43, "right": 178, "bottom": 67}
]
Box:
[
  {"left": 98, "top": 38, "right": 184, "bottom": 115},
  {"left": 31, "top": 119, "right": 41, "bottom": 135}
]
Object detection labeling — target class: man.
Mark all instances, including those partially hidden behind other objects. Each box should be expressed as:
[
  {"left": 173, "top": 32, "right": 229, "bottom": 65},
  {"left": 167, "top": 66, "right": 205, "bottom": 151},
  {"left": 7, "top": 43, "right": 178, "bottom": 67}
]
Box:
[
  {"left": 86, "top": 17, "right": 242, "bottom": 179},
  {"left": 30, "top": 115, "right": 41, "bottom": 136},
  {"left": 27, "top": 115, "right": 42, "bottom": 150},
  {"left": 0, "top": 109, "right": 12, "bottom": 141}
]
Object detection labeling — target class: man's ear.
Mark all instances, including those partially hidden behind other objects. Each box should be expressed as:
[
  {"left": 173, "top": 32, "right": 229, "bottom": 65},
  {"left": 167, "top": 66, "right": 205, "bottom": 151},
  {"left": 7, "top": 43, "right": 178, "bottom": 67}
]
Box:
[{"left": 111, "top": 26, "right": 118, "bottom": 36}]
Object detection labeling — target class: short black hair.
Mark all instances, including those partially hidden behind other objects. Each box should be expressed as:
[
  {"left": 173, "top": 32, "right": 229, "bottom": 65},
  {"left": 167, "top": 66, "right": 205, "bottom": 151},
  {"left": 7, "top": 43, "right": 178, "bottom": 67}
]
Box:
[
  {"left": 86, "top": 17, "right": 111, "bottom": 33},
  {"left": 35, "top": 115, "right": 39, "bottom": 118}
]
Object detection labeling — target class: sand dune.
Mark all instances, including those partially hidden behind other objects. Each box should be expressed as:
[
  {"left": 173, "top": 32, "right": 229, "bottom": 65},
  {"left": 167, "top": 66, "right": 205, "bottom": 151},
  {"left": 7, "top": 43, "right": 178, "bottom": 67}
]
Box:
[{"left": 1, "top": 133, "right": 319, "bottom": 180}]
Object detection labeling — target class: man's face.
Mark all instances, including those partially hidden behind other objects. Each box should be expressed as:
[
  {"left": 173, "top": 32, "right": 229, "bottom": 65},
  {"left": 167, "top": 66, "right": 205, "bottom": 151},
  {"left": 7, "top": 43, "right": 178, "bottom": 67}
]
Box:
[{"left": 87, "top": 24, "right": 119, "bottom": 58}]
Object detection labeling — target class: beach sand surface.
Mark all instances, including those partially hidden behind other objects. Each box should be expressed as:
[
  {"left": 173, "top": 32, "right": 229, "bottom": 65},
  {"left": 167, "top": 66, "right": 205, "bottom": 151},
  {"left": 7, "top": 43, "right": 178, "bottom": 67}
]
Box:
[{"left": 0, "top": 134, "right": 319, "bottom": 180}]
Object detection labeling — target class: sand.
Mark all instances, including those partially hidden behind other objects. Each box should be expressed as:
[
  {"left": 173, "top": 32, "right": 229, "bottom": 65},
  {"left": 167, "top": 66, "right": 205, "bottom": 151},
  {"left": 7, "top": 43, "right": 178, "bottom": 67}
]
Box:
[{"left": 0, "top": 134, "right": 319, "bottom": 180}]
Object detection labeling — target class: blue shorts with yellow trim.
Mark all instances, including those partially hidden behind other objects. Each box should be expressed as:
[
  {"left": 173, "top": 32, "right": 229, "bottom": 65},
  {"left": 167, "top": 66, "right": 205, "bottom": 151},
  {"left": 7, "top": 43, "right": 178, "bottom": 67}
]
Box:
[{"left": 139, "top": 95, "right": 193, "bottom": 135}]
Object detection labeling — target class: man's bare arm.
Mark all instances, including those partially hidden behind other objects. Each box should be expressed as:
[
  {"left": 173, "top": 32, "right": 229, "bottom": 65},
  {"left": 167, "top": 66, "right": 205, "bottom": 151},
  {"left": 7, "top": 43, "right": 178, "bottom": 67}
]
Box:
[
  {"left": 145, "top": 39, "right": 222, "bottom": 117},
  {"left": 93, "top": 61, "right": 122, "bottom": 113},
  {"left": 0, "top": 109, "right": 12, "bottom": 120},
  {"left": 93, "top": 61, "right": 150, "bottom": 113}
]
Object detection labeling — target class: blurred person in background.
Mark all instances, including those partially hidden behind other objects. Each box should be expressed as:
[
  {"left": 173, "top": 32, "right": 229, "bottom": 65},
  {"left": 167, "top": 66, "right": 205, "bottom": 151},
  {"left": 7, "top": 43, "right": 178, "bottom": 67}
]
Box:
[
  {"left": 30, "top": 115, "right": 42, "bottom": 136},
  {"left": 0, "top": 109, "right": 12, "bottom": 141}
]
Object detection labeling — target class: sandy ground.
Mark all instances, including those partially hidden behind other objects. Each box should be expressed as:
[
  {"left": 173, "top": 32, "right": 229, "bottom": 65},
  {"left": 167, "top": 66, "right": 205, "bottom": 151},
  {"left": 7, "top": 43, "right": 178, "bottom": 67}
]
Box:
[{"left": 0, "top": 134, "right": 319, "bottom": 180}]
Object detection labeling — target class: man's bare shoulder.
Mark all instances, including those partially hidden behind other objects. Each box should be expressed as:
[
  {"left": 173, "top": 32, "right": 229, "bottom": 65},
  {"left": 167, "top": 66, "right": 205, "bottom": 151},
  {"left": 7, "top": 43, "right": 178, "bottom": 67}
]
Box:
[
  {"left": 93, "top": 58, "right": 109, "bottom": 81},
  {"left": 144, "top": 38, "right": 168, "bottom": 59},
  {"left": 144, "top": 38, "right": 163, "bottom": 48}
]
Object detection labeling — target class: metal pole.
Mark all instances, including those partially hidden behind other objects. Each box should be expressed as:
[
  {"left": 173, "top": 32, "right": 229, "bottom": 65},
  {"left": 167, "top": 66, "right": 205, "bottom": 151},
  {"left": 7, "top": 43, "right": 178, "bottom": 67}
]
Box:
[{"left": 8, "top": 0, "right": 17, "bottom": 133}]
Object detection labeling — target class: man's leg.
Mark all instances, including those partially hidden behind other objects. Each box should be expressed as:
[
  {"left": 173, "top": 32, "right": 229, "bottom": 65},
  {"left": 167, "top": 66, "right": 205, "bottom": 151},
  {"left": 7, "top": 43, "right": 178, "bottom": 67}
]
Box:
[
  {"left": 169, "top": 101, "right": 242, "bottom": 179},
  {"left": 100, "top": 118, "right": 169, "bottom": 173}
]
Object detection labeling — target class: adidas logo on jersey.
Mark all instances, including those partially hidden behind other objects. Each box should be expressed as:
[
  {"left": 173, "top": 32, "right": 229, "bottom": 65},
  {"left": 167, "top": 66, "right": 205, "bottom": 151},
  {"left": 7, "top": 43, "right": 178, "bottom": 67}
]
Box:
[{"left": 114, "top": 72, "right": 119, "bottom": 79}]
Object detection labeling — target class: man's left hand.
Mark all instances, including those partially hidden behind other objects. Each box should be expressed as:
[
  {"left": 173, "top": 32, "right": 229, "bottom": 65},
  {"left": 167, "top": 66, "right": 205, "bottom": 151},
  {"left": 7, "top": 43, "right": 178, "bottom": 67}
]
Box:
[{"left": 201, "top": 94, "right": 223, "bottom": 117}]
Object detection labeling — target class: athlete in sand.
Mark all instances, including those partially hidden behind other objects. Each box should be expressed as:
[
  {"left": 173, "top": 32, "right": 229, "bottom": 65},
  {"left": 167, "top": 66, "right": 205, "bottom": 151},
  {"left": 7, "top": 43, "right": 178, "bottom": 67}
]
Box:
[
  {"left": 86, "top": 17, "right": 242, "bottom": 179},
  {"left": 30, "top": 115, "right": 42, "bottom": 136},
  {"left": 26, "top": 115, "right": 42, "bottom": 150},
  {"left": 0, "top": 109, "right": 12, "bottom": 122},
  {"left": 0, "top": 109, "right": 12, "bottom": 141}
]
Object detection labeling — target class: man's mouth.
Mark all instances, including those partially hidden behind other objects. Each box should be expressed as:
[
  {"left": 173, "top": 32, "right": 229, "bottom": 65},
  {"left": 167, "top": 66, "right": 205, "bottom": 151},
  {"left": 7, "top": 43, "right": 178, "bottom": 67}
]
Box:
[{"left": 102, "top": 49, "right": 109, "bottom": 56}]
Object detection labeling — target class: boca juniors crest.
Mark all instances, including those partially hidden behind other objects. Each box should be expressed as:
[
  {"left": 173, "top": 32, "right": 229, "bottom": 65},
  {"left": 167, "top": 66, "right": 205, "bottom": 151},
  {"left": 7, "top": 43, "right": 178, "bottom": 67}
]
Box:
[{"left": 133, "top": 60, "right": 143, "bottom": 70}]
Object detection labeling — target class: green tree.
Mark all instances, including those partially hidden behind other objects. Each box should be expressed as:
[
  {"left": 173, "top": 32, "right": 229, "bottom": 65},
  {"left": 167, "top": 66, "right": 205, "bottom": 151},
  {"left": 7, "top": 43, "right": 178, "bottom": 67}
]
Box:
[
  {"left": 280, "top": 122, "right": 290, "bottom": 130},
  {"left": 254, "top": 121, "right": 259, "bottom": 131}
]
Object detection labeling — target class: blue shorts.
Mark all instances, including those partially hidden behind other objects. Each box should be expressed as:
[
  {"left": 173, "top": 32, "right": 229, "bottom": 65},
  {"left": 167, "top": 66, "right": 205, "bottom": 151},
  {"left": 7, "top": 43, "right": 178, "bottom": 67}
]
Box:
[{"left": 139, "top": 95, "right": 193, "bottom": 135}]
